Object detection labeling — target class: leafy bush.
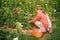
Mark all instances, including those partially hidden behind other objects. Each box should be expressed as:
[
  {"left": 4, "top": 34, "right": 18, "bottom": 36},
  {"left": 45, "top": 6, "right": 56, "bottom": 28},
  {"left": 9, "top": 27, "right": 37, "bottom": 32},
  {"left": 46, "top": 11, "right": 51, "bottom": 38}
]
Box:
[
  {"left": 0, "top": 0, "right": 58, "bottom": 40},
  {"left": 0, "top": 29, "right": 40, "bottom": 40},
  {"left": 0, "top": 0, "right": 57, "bottom": 29}
]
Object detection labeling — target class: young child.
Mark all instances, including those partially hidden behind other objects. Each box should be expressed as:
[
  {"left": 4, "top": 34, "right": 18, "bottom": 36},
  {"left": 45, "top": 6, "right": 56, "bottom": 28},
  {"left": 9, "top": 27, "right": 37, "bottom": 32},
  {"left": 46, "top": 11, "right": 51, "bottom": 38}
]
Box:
[{"left": 29, "top": 5, "right": 52, "bottom": 33}]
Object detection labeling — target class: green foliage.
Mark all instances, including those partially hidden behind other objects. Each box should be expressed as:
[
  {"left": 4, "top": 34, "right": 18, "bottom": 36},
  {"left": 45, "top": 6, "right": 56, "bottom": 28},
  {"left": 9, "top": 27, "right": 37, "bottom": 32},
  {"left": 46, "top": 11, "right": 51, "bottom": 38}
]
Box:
[
  {"left": 45, "top": 12, "right": 60, "bottom": 40},
  {"left": 0, "top": 0, "right": 57, "bottom": 29},
  {"left": 18, "top": 34, "right": 39, "bottom": 40},
  {"left": 45, "top": 21, "right": 60, "bottom": 40},
  {"left": 0, "top": 0, "right": 58, "bottom": 40},
  {"left": 0, "top": 29, "right": 40, "bottom": 40}
]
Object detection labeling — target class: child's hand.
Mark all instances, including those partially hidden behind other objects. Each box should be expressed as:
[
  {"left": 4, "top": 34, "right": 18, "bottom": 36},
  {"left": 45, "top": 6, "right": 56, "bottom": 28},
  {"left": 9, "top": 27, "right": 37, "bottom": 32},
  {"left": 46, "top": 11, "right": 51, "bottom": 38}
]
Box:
[{"left": 28, "top": 21, "right": 31, "bottom": 23}]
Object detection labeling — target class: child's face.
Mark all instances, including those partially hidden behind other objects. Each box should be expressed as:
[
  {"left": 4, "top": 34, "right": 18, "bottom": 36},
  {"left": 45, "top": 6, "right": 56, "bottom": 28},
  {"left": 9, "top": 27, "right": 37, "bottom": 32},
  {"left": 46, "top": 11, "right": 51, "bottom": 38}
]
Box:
[{"left": 36, "top": 10, "right": 42, "bottom": 13}]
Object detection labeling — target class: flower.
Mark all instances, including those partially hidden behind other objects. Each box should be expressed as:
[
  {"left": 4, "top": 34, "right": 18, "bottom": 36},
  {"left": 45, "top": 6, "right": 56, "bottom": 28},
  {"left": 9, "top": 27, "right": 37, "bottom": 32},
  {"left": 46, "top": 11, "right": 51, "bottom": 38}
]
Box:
[
  {"left": 20, "top": 25, "right": 23, "bottom": 27},
  {"left": 45, "top": 4, "right": 48, "bottom": 6},
  {"left": 27, "top": 12, "right": 29, "bottom": 14},
  {"left": 14, "top": 37, "right": 18, "bottom": 40},
  {"left": 29, "top": 2, "right": 32, "bottom": 4},
  {"left": 4, "top": 2, "right": 7, "bottom": 4},
  {"left": 40, "top": 0, "right": 43, "bottom": 1},
  {"left": 29, "top": 14, "right": 32, "bottom": 16},
  {"left": 36, "top": 5, "right": 39, "bottom": 7},
  {"left": 54, "top": 9, "right": 56, "bottom": 12},
  {"left": 16, "top": 22, "right": 21, "bottom": 25},
  {"left": 16, "top": 22, "right": 23, "bottom": 28},
  {"left": 19, "top": 2, "right": 22, "bottom": 5}
]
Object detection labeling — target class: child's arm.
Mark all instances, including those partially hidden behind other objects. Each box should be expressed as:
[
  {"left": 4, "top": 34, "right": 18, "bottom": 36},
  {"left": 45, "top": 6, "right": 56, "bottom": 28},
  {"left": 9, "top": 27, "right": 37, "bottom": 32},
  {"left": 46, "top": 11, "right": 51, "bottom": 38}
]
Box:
[
  {"left": 29, "top": 14, "right": 40, "bottom": 23},
  {"left": 29, "top": 18, "right": 37, "bottom": 23}
]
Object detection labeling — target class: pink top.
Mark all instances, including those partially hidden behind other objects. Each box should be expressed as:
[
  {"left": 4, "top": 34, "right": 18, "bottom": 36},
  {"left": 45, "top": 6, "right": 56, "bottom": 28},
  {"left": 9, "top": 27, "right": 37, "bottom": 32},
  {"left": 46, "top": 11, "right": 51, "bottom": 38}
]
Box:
[{"left": 30, "top": 12, "right": 49, "bottom": 29}]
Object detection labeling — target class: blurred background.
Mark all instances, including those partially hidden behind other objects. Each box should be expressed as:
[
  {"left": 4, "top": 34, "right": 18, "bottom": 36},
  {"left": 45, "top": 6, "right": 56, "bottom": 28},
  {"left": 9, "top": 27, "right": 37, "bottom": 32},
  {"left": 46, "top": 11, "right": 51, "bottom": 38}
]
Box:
[{"left": 0, "top": 0, "right": 60, "bottom": 40}]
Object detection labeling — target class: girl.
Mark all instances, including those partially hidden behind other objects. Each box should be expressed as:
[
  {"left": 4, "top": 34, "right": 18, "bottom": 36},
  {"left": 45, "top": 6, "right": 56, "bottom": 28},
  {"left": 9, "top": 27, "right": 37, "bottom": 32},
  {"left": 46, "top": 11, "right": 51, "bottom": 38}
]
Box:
[{"left": 29, "top": 5, "right": 52, "bottom": 33}]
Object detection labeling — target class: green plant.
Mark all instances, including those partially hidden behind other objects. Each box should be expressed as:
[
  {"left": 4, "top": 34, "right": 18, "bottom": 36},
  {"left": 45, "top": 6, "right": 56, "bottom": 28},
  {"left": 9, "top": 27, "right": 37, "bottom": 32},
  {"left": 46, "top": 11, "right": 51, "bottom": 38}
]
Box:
[{"left": 0, "top": 0, "right": 57, "bottom": 29}]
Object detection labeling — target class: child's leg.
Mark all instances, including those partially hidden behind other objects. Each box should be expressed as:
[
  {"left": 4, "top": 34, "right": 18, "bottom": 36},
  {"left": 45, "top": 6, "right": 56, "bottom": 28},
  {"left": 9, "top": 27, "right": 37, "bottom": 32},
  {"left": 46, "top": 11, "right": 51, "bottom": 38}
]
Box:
[
  {"left": 34, "top": 21, "right": 46, "bottom": 32},
  {"left": 47, "top": 27, "right": 52, "bottom": 33},
  {"left": 47, "top": 24, "right": 52, "bottom": 33}
]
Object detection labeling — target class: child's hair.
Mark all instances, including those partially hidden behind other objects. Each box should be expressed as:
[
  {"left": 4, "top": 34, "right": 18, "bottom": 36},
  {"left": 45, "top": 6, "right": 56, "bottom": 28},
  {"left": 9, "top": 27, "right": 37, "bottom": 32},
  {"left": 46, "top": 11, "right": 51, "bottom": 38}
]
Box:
[
  {"left": 36, "top": 5, "right": 46, "bottom": 14},
  {"left": 42, "top": 10, "right": 46, "bottom": 14},
  {"left": 36, "top": 5, "right": 42, "bottom": 10}
]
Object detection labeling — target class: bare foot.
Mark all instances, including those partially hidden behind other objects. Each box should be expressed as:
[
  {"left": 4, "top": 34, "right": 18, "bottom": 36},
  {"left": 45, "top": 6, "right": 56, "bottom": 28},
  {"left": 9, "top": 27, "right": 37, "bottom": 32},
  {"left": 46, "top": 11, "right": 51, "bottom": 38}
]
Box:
[{"left": 47, "top": 28, "right": 52, "bottom": 33}]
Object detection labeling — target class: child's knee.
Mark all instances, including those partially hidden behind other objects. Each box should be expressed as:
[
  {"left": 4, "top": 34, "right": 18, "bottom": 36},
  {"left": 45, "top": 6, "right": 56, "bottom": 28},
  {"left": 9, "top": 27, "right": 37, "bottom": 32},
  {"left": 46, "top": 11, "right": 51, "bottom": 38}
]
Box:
[{"left": 34, "top": 21, "right": 40, "bottom": 25}]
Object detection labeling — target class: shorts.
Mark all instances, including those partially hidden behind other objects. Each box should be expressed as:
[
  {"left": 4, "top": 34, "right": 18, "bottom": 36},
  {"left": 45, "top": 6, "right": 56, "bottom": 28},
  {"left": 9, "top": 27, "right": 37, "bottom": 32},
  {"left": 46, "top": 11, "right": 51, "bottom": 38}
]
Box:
[
  {"left": 35, "top": 21, "right": 45, "bottom": 29},
  {"left": 35, "top": 21, "right": 46, "bottom": 32}
]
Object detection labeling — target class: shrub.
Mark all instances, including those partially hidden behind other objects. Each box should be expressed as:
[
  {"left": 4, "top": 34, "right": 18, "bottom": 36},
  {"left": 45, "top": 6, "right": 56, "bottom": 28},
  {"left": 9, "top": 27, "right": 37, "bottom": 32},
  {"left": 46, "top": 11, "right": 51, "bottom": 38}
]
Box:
[{"left": 0, "top": 0, "right": 57, "bottom": 29}]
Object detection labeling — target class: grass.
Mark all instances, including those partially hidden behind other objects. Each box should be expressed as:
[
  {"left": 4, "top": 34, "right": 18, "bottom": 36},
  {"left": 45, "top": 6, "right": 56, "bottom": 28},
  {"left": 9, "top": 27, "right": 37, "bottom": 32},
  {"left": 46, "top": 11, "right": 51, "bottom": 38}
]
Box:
[
  {"left": 0, "top": 0, "right": 58, "bottom": 40},
  {"left": 18, "top": 34, "right": 40, "bottom": 40},
  {"left": 0, "top": 12, "right": 60, "bottom": 40},
  {"left": 0, "top": 20, "right": 58, "bottom": 40},
  {"left": 45, "top": 12, "right": 60, "bottom": 40}
]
